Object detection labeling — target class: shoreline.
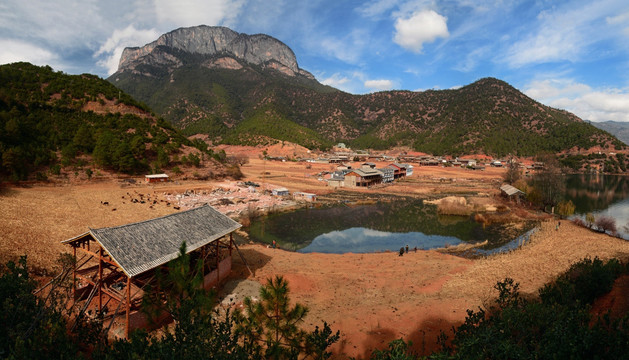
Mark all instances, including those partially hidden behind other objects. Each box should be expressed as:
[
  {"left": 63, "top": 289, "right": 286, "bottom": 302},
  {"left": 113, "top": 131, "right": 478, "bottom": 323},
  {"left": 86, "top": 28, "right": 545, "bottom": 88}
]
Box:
[{"left": 227, "top": 219, "right": 629, "bottom": 358}]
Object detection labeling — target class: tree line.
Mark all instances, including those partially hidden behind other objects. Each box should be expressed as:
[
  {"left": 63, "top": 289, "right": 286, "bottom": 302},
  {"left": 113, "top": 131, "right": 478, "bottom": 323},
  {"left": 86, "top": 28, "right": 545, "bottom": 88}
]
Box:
[{"left": 0, "top": 62, "right": 222, "bottom": 181}]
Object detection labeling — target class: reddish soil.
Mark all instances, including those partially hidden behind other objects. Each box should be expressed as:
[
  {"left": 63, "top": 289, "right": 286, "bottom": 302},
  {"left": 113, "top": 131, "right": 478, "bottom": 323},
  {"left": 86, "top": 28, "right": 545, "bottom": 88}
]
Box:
[
  {"left": 591, "top": 274, "right": 629, "bottom": 321},
  {"left": 227, "top": 220, "right": 629, "bottom": 358},
  {"left": 230, "top": 246, "right": 473, "bottom": 358},
  {"left": 3, "top": 146, "right": 629, "bottom": 358}
]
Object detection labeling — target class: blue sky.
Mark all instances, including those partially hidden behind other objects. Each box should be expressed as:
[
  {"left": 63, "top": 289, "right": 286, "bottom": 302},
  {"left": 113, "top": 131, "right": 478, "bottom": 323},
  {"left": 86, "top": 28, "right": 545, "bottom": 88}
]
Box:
[{"left": 1, "top": 0, "right": 629, "bottom": 122}]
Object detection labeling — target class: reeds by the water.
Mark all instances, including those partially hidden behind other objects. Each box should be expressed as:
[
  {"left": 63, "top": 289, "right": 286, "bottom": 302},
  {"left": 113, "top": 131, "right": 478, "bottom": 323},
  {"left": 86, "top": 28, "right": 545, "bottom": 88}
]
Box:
[{"left": 437, "top": 200, "right": 472, "bottom": 216}]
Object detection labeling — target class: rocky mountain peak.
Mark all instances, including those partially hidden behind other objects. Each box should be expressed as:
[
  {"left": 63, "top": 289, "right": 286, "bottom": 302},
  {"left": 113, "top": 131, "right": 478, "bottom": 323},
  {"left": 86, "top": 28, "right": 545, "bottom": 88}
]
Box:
[{"left": 116, "top": 25, "right": 314, "bottom": 79}]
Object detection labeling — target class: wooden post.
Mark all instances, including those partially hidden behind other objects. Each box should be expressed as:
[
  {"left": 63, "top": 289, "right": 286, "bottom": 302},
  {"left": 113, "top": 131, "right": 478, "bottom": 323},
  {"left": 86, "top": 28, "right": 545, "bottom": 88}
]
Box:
[
  {"left": 98, "top": 246, "right": 103, "bottom": 312},
  {"left": 216, "top": 239, "right": 220, "bottom": 281},
  {"left": 125, "top": 275, "right": 131, "bottom": 339},
  {"left": 229, "top": 233, "right": 233, "bottom": 256},
  {"left": 73, "top": 245, "right": 77, "bottom": 299},
  {"left": 201, "top": 245, "right": 206, "bottom": 273}
]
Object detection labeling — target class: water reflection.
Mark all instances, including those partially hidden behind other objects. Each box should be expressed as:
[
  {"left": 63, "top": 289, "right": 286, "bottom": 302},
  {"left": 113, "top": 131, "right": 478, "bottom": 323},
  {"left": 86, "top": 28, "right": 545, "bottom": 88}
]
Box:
[
  {"left": 565, "top": 174, "right": 629, "bottom": 239},
  {"left": 298, "top": 227, "right": 462, "bottom": 254},
  {"left": 565, "top": 174, "right": 629, "bottom": 213},
  {"left": 248, "top": 198, "right": 532, "bottom": 253}
]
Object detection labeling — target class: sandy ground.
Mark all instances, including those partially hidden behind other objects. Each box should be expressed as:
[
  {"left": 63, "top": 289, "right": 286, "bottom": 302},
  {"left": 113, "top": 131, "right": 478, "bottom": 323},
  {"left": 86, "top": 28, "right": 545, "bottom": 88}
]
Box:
[{"left": 2, "top": 153, "right": 629, "bottom": 358}]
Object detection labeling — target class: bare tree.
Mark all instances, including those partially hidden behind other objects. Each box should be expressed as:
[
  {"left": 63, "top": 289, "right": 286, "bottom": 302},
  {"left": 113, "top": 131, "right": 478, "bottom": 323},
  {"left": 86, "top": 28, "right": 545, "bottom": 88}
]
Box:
[
  {"left": 595, "top": 216, "right": 617, "bottom": 234},
  {"left": 227, "top": 154, "right": 249, "bottom": 166},
  {"left": 503, "top": 158, "right": 521, "bottom": 184},
  {"left": 532, "top": 154, "right": 565, "bottom": 211}
]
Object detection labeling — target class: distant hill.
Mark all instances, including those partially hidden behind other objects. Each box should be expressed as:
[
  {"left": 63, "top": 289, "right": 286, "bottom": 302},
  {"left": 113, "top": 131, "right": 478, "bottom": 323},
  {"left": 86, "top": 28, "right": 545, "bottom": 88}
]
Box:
[
  {"left": 109, "top": 25, "right": 625, "bottom": 157},
  {"left": 589, "top": 121, "right": 629, "bottom": 145},
  {"left": 0, "top": 62, "right": 222, "bottom": 181}
]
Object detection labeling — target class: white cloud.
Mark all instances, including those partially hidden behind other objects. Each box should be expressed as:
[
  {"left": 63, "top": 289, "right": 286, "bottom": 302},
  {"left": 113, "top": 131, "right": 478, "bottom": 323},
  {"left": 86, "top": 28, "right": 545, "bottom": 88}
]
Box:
[
  {"left": 0, "top": 39, "right": 56, "bottom": 66},
  {"left": 364, "top": 79, "right": 394, "bottom": 91},
  {"left": 504, "top": 29, "right": 580, "bottom": 68},
  {"left": 524, "top": 78, "right": 629, "bottom": 122},
  {"left": 315, "top": 71, "right": 369, "bottom": 93},
  {"left": 318, "top": 28, "right": 370, "bottom": 64},
  {"left": 524, "top": 79, "right": 591, "bottom": 100},
  {"left": 393, "top": 10, "right": 449, "bottom": 53},
  {"left": 0, "top": 1, "right": 105, "bottom": 47},
  {"left": 357, "top": 0, "right": 400, "bottom": 18},
  {"left": 504, "top": 1, "right": 628, "bottom": 67},
  {"left": 153, "top": 0, "right": 245, "bottom": 28},
  {"left": 95, "top": 25, "right": 161, "bottom": 75},
  {"left": 453, "top": 46, "right": 490, "bottom": 72},
  {"left": 606, "top": 11, "right": 629, "bottom": 25},
  {"left": 321, "top": 73, "right": 350, "bottom": 88},
  {"left": 320, "top": 37, "right": 360, "bottom": 63},
  {"left": 607, "top": 11, "right": 629, "bottom": 36}
]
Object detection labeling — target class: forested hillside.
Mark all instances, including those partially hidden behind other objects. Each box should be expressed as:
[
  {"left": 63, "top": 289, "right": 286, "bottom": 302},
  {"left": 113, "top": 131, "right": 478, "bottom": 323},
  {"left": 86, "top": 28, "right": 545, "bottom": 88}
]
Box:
[
  {"left": 589, "top": 121, "right": 629, "bottom": 145},
  {"left": 112, "top": 63, "right": 623, "bottom": 157},
  {"left": 0, "top": 62, "right": 219, "bottom": 181}
]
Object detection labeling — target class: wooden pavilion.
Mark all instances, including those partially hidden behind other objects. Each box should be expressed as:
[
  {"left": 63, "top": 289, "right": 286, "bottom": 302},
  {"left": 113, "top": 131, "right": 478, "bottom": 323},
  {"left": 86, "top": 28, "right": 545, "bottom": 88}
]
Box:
[
  {"left": 62, "top": 205, "right": 242, "bottom": 338},
  {"left": 500, "top": 184, "right": 526, "bottom": 203}
]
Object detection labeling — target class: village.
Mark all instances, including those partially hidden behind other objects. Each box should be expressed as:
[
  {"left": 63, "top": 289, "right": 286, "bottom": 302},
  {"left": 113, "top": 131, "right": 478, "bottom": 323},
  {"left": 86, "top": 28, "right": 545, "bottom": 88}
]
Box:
[
  {"left": 1, "top": 144, "right": 624, "bottom": 359},
  {"left": 140, "top": 143, "right": 543, "bottom": 216}
]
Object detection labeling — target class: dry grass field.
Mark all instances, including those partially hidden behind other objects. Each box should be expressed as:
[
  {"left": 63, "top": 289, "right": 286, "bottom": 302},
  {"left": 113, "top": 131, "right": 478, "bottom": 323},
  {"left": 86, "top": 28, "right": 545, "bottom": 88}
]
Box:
[
  {"left": 230, "top": 221, "right": 629, "bottom": 358},
  {"left": 2, "top": 150, "right": 629, "bottom": 357}
]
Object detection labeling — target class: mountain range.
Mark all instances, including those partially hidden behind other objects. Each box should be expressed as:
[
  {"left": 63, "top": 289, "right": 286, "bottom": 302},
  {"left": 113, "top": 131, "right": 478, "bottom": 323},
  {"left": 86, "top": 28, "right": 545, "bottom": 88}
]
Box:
[
  {"left": 108, "top": 25, "right": 624, "bottom": 158},
  {"left": 589, "top": 121, "right": 629, "bottom": 146}
]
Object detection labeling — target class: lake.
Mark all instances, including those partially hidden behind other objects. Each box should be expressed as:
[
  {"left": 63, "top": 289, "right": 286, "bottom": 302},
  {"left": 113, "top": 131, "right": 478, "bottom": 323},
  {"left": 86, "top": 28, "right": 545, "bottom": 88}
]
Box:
[
  {"left": 565, "top": 174, "right": 629, "bottom": 238},
  {"left": 248, "top": 198, "right": 535, "bottom": 254},
  {"left": 246, "top": 174, "right": 629, "bottom": 254}
]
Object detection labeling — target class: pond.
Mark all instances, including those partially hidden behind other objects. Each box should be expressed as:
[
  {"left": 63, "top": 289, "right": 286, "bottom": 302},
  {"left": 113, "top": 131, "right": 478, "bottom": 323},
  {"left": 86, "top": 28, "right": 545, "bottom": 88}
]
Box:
[
  {"left": 565, "top": 174, "right": 629, "bottom": 238},
  {"left": 248, "top": 198, "right": 535, "bottom": 254}
]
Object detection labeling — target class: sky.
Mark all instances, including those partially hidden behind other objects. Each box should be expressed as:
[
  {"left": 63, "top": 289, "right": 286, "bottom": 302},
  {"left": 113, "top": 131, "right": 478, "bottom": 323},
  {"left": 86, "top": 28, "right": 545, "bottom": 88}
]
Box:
[{"left": 1, "top": 0, "right": 629, "bottom": 122}]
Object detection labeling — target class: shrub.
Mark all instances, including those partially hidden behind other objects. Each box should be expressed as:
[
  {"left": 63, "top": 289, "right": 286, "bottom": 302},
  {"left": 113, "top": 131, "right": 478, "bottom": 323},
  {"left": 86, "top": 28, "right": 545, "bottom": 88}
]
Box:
[
  {"left": 572, "top": 217, "right": 585, "bottom": 227},
  {"left": 539, "top": 257, "right": 623, "bottom": 305},
  {"left": 437, "top": 258, "right": 628, "bottom": 360},
  {"left": 233, "top": 276, "right": 339, "bottom": 358},
  {"left": 49, "top": 164, "right": 61, "bottom": 175},
  {"left": 226, "top": 165, "right": 244, "bottom": 180},
  {"left": 557, "top": 200, "right": 575, "bottom": 218},
  {"left": 595, "top": 216, "right": 617, "bottom": 234},
  {"left": 585, "top": 213, "right": 595, "bottom": 228},
  {"left": 371, "top": 338, "right": 416, "bottom": 360}
]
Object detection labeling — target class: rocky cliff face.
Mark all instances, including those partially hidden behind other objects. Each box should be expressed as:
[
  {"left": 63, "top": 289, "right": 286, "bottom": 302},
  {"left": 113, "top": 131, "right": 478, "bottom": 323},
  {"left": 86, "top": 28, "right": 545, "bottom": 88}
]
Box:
[{"left": 116, "top": 25, "right": 314, "bottom": 79}]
